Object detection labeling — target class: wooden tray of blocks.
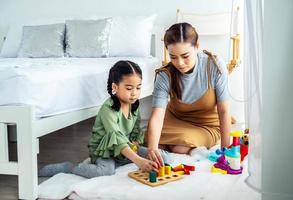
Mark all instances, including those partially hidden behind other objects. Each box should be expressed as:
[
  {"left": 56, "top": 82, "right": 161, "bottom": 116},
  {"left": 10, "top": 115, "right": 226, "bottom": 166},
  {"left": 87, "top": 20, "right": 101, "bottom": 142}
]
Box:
[{"left": 128, "top": 170, "right": 183, "bottom": 187}]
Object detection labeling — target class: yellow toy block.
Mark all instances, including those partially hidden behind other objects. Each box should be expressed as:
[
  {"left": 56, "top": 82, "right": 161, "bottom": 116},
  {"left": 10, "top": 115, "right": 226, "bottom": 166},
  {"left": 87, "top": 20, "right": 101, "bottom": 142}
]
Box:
[
  {"left": 211, "top": 165, "right": 227, "bottom": 174},
  {"left": 165, "top": 166, "right": 172, "bottom": 175},
  {"left": 230, "top": 130, "right": 243, "bottom": 137},
  {"left": 130, "top": 144, "right": 138, "bottom": 152},
  {"left": 175, "top": 171, "right": 185, "bottom": 175}
]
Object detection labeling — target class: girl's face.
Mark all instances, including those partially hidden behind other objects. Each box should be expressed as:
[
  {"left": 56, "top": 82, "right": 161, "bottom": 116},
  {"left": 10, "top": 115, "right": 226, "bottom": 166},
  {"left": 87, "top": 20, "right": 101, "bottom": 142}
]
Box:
[
  {"left": 167, "top": 42, "right": 198, "bottom": 73},
  {"left": 112, "top": 74, "right": 142, "bottom": 105}
]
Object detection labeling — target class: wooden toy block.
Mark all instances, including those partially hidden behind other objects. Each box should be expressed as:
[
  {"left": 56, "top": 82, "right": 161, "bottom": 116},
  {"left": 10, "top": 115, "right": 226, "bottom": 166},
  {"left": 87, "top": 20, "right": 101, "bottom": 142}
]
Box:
[
  {"left": 175, "top": 171, "right": 185, "bottom": 175},
  {"left": 165, "top": 166, "right": 172, "bottom": 175},
  {"left": 183, "top": 168, "right": 190, "bottom": 175},
  {"left": 173, "top": 164, "right": 184, "bottom": 171},
  {"left": 211, "top": 165, "right": 227, "bottom": 174},
  {"left": 149, "top": 170, "right": 157, "bottom": 183},
  {"left": 158, "top": 166, "right": 165, "bottom": 177},
  {"left": 183, "top": 164, "right": 195, "bottom": 171},
  {"left": 128, "top": 170, "right": 183, "bottom": 187}
]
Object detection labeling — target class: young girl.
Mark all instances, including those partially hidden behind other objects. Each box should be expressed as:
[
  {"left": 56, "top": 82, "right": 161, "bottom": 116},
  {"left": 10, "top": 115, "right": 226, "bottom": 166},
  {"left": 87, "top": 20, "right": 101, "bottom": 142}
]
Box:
[{"left": 39, "top": 60, "right": 170, "bottom": 178}]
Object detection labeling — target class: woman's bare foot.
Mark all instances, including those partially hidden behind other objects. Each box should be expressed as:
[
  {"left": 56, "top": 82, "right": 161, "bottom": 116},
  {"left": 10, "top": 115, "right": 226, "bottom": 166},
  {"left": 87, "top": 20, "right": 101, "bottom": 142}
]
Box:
[
  {"left": 158, "top": 144, "right": 167, "bottom": 150},
  {"left": 169, "top": 145, "right": 191, "bottom": 154}
]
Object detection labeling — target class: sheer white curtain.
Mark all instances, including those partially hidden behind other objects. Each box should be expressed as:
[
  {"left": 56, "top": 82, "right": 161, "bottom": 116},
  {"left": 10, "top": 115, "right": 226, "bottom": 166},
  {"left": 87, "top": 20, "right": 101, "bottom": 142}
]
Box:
[{"left": 243, "top": 0, "right": 263, "bottom": 191}]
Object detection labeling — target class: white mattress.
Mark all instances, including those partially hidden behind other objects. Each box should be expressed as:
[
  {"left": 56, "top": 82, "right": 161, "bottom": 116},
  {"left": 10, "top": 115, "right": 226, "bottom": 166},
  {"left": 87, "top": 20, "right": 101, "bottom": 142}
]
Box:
[
  {"left": 38, "top": 145, "right": 260, "bottom": 200},
  {"left": 0, "top": 57, "right": 158, "bottom": 118}
]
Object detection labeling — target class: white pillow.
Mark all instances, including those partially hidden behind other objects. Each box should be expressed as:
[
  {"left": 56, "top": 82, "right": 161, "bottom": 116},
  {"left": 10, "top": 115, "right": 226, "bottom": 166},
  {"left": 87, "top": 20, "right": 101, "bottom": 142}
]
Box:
[
  {"left": 17, "top": 23, "right": 65, "bottom": 58},
  {"left": 1, "top": 18, "right": 66, "bottom": 58},
  {"left": 65, "top": 18, "right": 112, "bottom": 57},
  {"left": 109, "top": 15, "right": 155, "bottom": 57},
  {"left": 0, "top": 25, "right": 23, "bottom": 57}
]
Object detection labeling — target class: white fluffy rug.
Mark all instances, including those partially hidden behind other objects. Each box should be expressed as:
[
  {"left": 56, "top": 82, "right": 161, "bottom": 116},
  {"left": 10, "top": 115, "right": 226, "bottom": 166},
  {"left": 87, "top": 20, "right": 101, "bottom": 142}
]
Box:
[{"left": 38, "top": 145, "right": 260, "bottom": 200}]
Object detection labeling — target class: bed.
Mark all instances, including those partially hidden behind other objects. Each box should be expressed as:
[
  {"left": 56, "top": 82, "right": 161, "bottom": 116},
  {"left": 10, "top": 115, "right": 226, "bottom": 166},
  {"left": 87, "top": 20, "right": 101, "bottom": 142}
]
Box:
[{"left": 0, "top": 57, "right": 158, "bottom": 118}]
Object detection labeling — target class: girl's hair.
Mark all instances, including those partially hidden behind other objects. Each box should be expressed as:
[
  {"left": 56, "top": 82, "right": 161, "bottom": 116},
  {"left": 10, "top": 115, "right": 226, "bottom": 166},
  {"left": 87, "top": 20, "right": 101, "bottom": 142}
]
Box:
[
  {"left": 107, "top": 60, "right": 142, "bottom": 114},
  {"left": 162, "top": 22, "right": 199, "bottom": 99}
]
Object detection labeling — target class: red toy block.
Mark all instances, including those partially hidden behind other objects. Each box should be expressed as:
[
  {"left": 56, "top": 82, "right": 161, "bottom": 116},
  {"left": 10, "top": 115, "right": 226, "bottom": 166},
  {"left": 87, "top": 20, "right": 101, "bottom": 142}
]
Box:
[
  {"left": 183, "top": 168, "right": 190, "bottom": 175},
  {"left": 240, "top": 144, "right": 248, "bottom": 161},
  {"left": 183, "top": 164, "right": 195, "bottom": 171}
]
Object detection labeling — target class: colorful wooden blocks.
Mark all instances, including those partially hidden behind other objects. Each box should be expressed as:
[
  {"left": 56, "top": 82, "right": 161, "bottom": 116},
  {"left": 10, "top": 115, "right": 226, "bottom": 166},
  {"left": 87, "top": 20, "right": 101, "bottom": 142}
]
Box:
[
  {"left": 128, "top": 169, "right": 183, "bottom": 187},
  {"left": 128, "top": 164, "right": 196, "bottom": 186}
]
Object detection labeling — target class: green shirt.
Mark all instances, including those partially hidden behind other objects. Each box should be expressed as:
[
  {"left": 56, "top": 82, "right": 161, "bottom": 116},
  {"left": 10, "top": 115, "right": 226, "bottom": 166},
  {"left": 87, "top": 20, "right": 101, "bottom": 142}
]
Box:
[{"left": 88, "top": 98, "right": 144, "bottom": 162}]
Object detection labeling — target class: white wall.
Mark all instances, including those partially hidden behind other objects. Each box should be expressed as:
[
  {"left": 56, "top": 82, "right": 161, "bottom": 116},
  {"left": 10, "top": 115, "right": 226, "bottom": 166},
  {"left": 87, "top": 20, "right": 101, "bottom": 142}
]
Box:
[
  {"left": 0, "top": 0, "right": 245, "bottom": 122},
  {"left": 263, "top": 0, "right": 293, "bottom": 199},
  {"left": 0, "top": 0, "right": 232, "bottom": 26}
]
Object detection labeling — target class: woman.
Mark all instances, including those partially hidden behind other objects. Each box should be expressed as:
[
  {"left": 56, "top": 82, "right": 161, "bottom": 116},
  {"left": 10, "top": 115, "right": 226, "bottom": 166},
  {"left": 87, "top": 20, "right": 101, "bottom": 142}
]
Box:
[{"left": 147, "top": 22, "right": 232, "bottom": 167}]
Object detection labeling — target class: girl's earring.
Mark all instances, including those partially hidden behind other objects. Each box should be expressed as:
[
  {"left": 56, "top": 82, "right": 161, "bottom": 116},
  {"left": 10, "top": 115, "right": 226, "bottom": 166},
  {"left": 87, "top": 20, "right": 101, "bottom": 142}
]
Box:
[{"left": 112, "top": 90, "right": 116, "bottom": 95}]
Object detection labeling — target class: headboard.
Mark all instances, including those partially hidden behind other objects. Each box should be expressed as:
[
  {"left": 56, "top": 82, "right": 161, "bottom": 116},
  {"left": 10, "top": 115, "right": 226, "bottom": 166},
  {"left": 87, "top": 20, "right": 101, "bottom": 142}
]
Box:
[
  {"left": 0, "top": 25, "right": 9, "bottom": 54},
  {"left": 151, "top": 25, "right": 165, "bottom": 61}
]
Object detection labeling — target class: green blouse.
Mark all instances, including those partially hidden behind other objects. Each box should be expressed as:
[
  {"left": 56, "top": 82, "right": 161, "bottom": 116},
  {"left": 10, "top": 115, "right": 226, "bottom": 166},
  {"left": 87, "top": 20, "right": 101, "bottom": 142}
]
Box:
[{"left": 88, "top": 98, "right": 144, "bottom": 163}]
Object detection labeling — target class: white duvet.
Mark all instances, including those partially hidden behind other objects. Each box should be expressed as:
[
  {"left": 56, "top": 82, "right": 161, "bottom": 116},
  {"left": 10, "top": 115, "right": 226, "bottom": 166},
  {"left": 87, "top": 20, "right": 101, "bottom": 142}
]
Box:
[
  {"left": 0, "top": 57, "right": 158, "bottom": 118},
  {"left": 38, "top": 145, "right": 260, "bottom": 200}
]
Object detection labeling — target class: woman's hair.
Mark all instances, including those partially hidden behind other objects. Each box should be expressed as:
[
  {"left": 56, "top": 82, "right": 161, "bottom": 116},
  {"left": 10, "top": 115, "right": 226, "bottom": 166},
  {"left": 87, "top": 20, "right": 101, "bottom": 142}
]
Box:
[
  {"left": 164, "top": 22, "right": 198, "bottom": 48},
  {"left": 107, "top": 60, "right": 142, "bottom": 114},
  {"left": 162, "top": 22, "right": 199, "bottom": 99}
]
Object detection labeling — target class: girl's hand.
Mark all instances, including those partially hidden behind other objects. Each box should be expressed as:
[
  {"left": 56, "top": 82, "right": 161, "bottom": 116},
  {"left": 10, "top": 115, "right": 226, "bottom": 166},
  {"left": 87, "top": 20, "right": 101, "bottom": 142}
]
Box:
[
  {"left": 132, "top": 140, "right": 140, "bottom": 146},
  {"left": 147, "top": 148, "right": 164, "bottom": 168},
  {"left": 135, "top": 157, "right": 158, "bottom": 172}
]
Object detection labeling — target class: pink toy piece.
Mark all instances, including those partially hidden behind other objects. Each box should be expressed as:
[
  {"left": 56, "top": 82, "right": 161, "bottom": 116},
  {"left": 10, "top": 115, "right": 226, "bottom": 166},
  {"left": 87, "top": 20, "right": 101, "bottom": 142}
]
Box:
[
  {"left": 232, "top": 137, "right": 240, "bottom": 146},
  {"left": 214, "top": 155, "right": 229, "bottom": 170}
]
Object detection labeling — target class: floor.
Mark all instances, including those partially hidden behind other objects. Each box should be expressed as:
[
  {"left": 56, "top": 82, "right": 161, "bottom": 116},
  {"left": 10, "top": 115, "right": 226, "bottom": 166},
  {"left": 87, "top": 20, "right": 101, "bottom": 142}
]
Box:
[{"left": 0, "top": 117, "right": 95, "bottom": 200}]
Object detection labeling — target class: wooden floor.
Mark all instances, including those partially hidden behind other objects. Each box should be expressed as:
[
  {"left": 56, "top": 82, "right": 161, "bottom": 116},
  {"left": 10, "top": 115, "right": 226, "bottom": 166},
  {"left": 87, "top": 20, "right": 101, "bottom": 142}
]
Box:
[{"left": 0, "top": 117, "right": 95, "bottom": 200}]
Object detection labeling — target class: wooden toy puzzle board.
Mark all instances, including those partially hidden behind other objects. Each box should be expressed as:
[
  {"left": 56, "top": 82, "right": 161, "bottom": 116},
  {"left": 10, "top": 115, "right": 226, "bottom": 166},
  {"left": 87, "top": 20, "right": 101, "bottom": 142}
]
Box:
[{"left": 128, "top": 170, "right": 183, "bottom": 187}]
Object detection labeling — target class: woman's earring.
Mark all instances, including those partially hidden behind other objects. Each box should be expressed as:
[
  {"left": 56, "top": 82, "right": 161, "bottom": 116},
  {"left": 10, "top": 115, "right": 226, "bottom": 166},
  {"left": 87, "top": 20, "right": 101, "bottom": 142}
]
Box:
[{"left": 112, "top": 90, "right": 116, "bottom": 95}]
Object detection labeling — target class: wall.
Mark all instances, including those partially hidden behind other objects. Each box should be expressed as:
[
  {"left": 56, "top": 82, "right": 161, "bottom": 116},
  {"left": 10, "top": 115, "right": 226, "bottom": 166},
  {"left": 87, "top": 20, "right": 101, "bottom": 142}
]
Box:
[
  {"left": 0, "top": 0, "right": 232, "bottom": 26},
  {"left": 0, "top": 0, "right": 244, "bottom": 122},
  {"left": 263, "top": 0, "right": 293, "bottom": 199}
]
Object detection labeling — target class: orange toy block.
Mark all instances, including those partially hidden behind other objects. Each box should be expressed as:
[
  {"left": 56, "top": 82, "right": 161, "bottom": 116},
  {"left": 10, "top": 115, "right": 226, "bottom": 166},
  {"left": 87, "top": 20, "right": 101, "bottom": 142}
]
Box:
[
  {"left": 158, "top": 166, "right": 165, "bottom": 177},
  {"left": 172, "top": 164, "right": 184, "bottom": 171}
]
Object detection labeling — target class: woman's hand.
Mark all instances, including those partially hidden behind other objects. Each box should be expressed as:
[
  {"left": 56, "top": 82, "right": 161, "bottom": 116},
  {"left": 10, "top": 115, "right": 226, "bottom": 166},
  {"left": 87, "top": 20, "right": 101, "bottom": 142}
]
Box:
[
  {"left": 146, "top": 108, "right": 166, "bottom": 168},
  {"left": 135, "top": 157, "right": 158, "bottom": 172},
  {"left": 147, "top": 148, "right": 164, "bottom": 168}
]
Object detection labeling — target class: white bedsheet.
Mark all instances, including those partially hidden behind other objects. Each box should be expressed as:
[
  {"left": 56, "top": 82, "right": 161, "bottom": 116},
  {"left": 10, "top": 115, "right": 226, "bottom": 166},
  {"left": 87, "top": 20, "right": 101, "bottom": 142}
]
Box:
[
  {"left": 0, "top": 57, "right": 158, "bottom": 118},
  {"left": 38, "top": 145, "right": 260, "bottom": 200}
]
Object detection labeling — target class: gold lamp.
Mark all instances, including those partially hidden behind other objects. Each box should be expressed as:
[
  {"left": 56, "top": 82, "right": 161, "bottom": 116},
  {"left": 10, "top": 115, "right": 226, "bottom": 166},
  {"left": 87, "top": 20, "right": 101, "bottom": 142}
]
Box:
[
  {"left": 227, "top": 6, "right": 241, "bottom": 74},
  {"left": 227, "top": 33, "right": 240, "bottom": 74}
]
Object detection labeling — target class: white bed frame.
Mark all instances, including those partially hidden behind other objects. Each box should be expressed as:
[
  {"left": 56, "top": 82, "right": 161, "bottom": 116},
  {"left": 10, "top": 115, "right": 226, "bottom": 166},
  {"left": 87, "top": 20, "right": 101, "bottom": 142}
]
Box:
[
  {"left": 0, "top": 29, "right": 161, "bottom": 199},
  {"left": 0, "top": 87, "right": 155, "bottom": 199},
  {"left": 0, "top": 106, "right": 100, "bottom": 199}
]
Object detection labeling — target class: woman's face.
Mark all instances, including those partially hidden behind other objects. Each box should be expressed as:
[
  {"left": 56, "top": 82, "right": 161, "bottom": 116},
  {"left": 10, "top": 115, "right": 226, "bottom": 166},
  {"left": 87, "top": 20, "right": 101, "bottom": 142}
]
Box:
[{"left": 167, "top": 42, "right": 198, "bottom": 73}]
